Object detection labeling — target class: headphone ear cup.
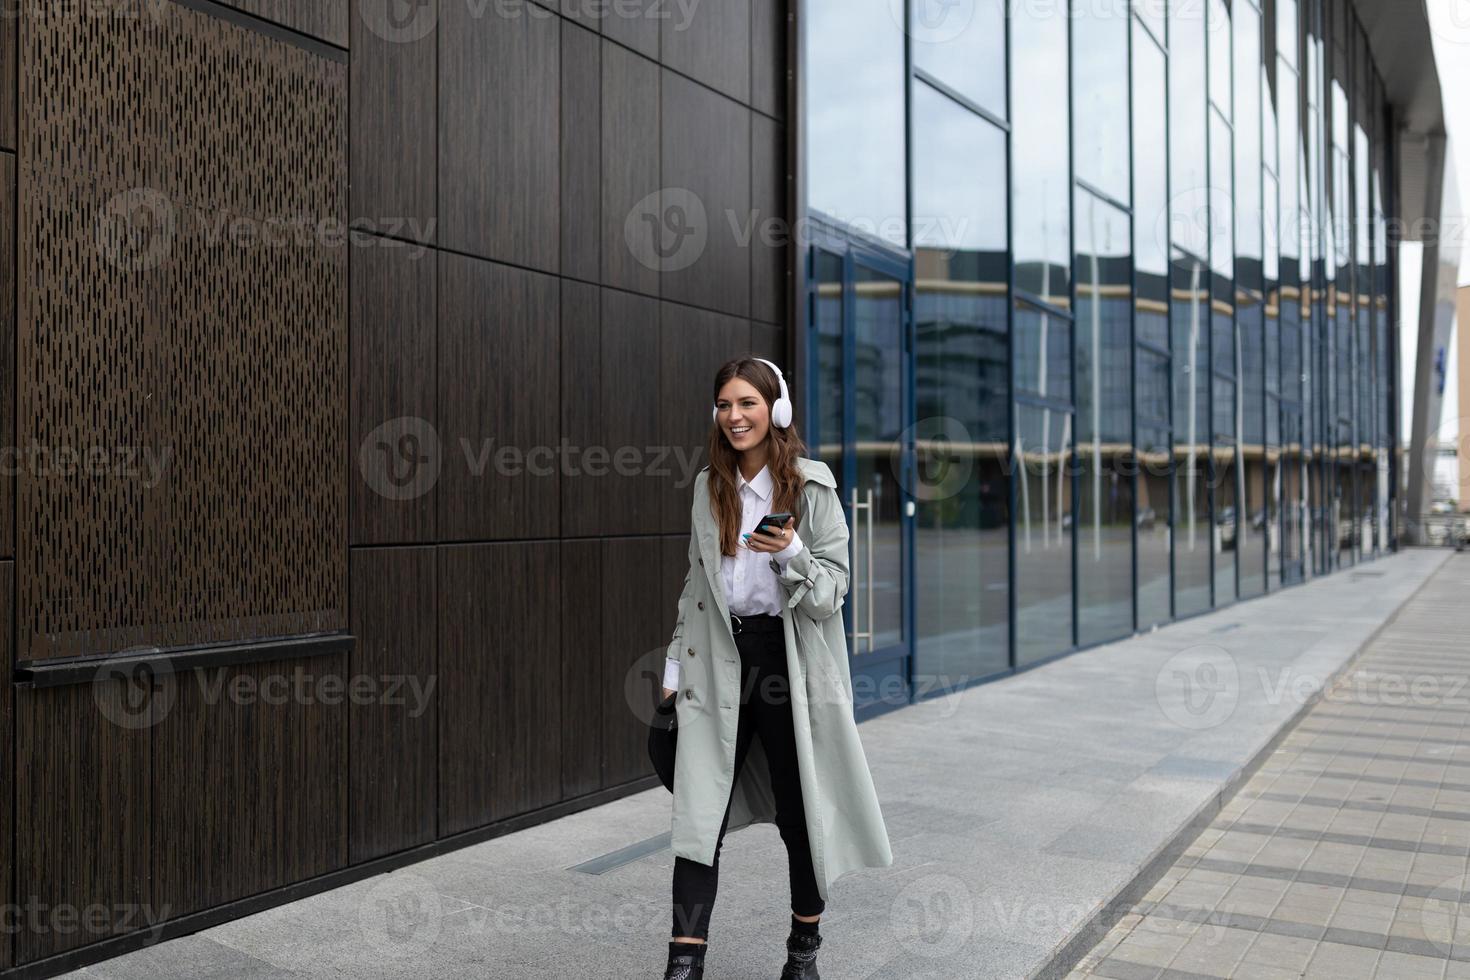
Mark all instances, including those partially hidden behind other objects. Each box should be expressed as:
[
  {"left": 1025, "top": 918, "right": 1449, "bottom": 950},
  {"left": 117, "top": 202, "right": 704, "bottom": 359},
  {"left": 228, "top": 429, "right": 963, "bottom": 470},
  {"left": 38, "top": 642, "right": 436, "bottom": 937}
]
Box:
[
  {"left": 712, "top": 404, "right": 718, "bottom": 423},
  {"left": 773, "top": 398, "right": 791, "bottom": 428}
]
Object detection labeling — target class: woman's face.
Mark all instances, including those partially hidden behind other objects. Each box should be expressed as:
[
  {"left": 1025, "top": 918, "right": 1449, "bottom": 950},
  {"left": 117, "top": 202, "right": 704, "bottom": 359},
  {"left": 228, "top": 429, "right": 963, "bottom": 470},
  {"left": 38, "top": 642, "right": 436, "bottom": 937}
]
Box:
[{"left": 714, "top": 376, "right": 770, "bottom": 452}]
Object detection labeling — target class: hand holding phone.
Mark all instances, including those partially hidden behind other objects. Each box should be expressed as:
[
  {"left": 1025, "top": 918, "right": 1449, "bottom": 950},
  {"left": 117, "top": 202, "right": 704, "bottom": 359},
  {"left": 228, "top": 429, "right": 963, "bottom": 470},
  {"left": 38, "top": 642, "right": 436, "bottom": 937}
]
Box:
[{"left": 744, "top": 512, "right": 795, "bottom": 554}]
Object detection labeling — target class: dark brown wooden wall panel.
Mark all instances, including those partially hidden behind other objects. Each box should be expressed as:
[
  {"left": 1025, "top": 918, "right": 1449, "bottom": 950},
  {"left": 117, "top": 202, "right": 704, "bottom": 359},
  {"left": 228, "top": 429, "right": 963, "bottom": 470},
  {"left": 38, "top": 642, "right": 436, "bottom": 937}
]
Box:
[
  {"left": 15, "top": 681, "right": 151, "bottom": 963},
  {"left": 601, "top": 537, "right": 663, "bottom": 786},
  {"left": 438, "top": 254, "right": 561, "bottom": 541},
  {"left": 659, "top": 534, "right": 690, "bottom": 634},
  {"left": 18, "top": 3, "right": 347, "bottom": 659},
  {"left": 600, "top": 0, "right": 658, "bottom": 59},
  {"left": 350, "top": 0, "right": 436, "bottom": 238},
  {"left": 597, "top": 288, "right": 665, "bottom": 530},
  {"left": 0, "top": 0, "right": 14, "bottom": 151},
  {"left": 600, "top": 40, "right": 660, "bottom": 296},
  {"left": 0, "top": 561, "right": 11, "bottom": 972},
  {"left": 351, "top": 243, "right": 437, "bottom": 545},
  {"left": 751, "top": 0, "right": 785, "bottom": 120},
  {"left": 661, "top": 70, "right": 751, "bottom": 318},
  {"left": 216, "top": 0, "right": 349, "bottom": 48},
  {"left": 559, "top": 279, "right": 601, "bottom": 537},
  {"left": 659, "top": 301, "right": 751, "bottom": 529},
  {"left": 751, "top": 321, "right": 786, "bottom": 366},
  {"left": 559, "top": 539, "right": 602, "bottom": 797},
  {"left": 350, "top": 547, "right": 437, "bottom": 862},
  {"left": 561, "top": 284, "right": 664, "bottom": 536},
  {"left": 661, "top": 0, "right": 749, "bottom": 104},
  {"left": 152, "top": 657, "right": 348, "bottom": 918},
  {"left": 561, "top": 21, "right": 601, "bottom": 281},
  {"left": 0, "top": 153, "right": 12, "bottom": 560},
  {"left": 751, "top": 112, "right": 786, "bottom": 326},
  {"left": 439, "top": 3, "right": 560, "bottom": 271},
  {"left": 438, "top": 542, "right": 562, "bottom": 836}
]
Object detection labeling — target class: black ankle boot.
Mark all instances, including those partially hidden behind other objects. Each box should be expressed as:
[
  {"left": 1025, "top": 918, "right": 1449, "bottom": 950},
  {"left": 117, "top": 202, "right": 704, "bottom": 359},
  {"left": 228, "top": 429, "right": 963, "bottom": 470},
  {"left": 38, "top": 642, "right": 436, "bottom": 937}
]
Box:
[
  {"left": 780, "top": 927, "right": 821, "bottom": 979},
  {"left": 663, "top": 940, "right": 705, "bottom": 979}
]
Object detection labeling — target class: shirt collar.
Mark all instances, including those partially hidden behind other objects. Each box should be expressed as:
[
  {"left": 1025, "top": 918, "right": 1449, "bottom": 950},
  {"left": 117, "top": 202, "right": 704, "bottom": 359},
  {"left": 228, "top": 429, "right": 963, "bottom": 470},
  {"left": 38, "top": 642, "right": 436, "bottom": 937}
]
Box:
[{"left": 735, "top": 463, "right": 774, "bottom": 502}]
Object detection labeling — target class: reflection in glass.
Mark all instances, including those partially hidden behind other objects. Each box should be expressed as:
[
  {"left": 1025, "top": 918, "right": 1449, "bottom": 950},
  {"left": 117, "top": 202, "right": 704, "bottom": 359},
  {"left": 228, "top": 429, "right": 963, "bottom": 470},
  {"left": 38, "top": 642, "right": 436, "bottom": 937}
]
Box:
[
  {"left": 1075, "top": 189, "right": 1133, "bottom": 645},
  {"left": 1011, "top": 0, "right": 1070, "bottom": 299},
  {"left": 1072, "top": 0, "right": 1129, "bottom": 204},
  {"left": 852, "top": 266, "right": 906, "bottom": 654},
  {"left": 1170, "top": 0, "right": 1209, "bottom": 262},
  {"left": 912, "top": 81, "right": 1010, "bottom": 683},
  {"left": 1238, "top": 301, "right": 1266, "bottom": 599},
  {"left": 1209, "top": 105, "right": 1236, "bottom": 605},
  {"left": 805, "top": 0, "right": 907, "bottom": 246},
  {"left": 1170, "top": 0, "right": 1211, "bottom": 617},
  {"left": 813, "top": 250, "right": 845, "bottom": 478},
  {"left": 1015, "top": 397, "right": 1073, "bottom": 665},
  {"left": 1135, "top": 23, "right": 1171, "bottom": 630},
  {"left": 1172, "top": 253, "right": 1211, "bottom": 617},
  {"left": 910, "top": 0, "right": 1005, "bottom": 118}
]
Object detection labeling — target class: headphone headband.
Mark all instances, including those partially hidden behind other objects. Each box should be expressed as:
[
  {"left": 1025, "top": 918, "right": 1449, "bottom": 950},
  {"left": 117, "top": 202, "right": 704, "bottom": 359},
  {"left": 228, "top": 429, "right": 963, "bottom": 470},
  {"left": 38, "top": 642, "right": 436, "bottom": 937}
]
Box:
[{"left": 712, "top": 357, "right": 793, "bottom": 429}]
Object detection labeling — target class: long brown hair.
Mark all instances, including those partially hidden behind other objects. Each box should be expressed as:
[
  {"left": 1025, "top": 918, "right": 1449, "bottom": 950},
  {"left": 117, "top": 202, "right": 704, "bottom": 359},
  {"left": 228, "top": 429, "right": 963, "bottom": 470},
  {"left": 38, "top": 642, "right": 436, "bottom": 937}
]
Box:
[{"left": 706, "top": 357, "right": 809, "bottom": 557}]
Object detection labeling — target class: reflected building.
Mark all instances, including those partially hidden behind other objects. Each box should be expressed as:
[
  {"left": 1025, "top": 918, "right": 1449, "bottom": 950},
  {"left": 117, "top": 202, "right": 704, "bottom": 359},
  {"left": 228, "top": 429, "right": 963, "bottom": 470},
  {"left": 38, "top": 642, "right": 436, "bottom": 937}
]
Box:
[{"left": 795, "top": 0, "right": 1455, "bottom": 713}]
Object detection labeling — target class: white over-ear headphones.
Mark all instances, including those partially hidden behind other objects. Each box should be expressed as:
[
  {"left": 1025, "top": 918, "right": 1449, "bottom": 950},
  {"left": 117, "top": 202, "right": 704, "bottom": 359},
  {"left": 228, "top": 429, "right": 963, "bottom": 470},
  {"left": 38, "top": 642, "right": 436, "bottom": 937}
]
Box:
[{"left": 712, "top": 357, "right": 792, "bottom": 429}]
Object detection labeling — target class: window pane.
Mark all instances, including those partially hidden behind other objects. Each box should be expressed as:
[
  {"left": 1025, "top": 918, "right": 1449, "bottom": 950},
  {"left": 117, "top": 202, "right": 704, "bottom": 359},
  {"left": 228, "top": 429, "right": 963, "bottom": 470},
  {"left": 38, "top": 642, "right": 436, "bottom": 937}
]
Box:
[
  {"left": 1012, "top": 0, "right": 1071, "bottom": 299},
  {"left": 813, "top": 250, "right": 844, "bottom": 473},
  {"left": 1015, "top": 302, "right": 1072, "bottom": 402},
  {"left": 1075, "top": 189, "right": 1133, "bottom": 645},
  {"left": 1134, "top": 19, "right": 1169, "bottom": 335},
  {"left": 1208, "top": 0, "right": 1232, "bottom": 112},
  {"left": 1172, "top": 253, "right": 1212, "bottom": 617},
  {"left": 1170, "top": 0, "right": 1209, "bottom": 261},
  {"left": 1137, "top": 420, "right": 1171, "bottom": 629},
  {"left": 1072, "top": 0, "right": 1130, "bottom": 203},
  {"left": 912, "top": 83, "right": 1011, "bottom": 684},
  {"left": 1015, "top": 403, "right": 1073, "bottom": 664},
  {"left": 910, "top": 0, "right": 1006, "bottom": 118},
  {"left": 1135, "top": 0, "right": 1165, "bottom": 49},
  {"left": 804, "top": 0, "right": 907, "bottom": 246}
]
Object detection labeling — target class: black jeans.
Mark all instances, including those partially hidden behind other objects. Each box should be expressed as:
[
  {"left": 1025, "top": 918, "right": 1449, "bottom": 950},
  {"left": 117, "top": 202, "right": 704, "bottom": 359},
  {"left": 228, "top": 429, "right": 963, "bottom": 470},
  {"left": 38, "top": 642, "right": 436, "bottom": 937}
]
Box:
[{"left": 671, "top": 618, "right": 826, "bottom": 940}]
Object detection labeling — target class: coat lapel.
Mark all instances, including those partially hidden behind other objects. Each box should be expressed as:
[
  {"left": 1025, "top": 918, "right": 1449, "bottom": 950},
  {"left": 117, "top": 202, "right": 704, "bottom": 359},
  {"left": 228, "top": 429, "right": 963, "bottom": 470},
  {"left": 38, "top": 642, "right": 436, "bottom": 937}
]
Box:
[
  {"left": 693, "top": 477, "right": 733, "bottom": 625},
  {"left": 693, "top": 458, "right": 838, "bottom": 630}
]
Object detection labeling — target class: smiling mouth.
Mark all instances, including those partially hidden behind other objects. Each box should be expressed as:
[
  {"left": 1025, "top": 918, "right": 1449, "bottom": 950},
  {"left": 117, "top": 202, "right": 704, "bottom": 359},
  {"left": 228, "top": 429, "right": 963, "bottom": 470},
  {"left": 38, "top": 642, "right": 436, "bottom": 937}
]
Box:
[{"left": 730, "top": 426, "right": 752, "bottom": 435}]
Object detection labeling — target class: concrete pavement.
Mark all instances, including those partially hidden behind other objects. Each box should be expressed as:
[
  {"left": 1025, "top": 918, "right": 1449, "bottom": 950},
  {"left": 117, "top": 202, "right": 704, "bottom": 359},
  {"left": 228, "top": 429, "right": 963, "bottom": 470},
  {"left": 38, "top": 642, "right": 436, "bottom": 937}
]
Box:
[
  {"left": 68, "top": 548, "right": 1451, "bottom": 979},
  {"left": 1068, "top": 553, "right": 1470, "bottom": 980}
]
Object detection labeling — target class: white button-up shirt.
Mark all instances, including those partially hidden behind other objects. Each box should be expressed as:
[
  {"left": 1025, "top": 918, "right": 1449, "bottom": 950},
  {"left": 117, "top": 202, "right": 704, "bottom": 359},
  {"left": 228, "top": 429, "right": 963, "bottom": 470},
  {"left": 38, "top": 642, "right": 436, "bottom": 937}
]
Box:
[{"left": 663, "top": 464, "right": 804, "bottom": 691}]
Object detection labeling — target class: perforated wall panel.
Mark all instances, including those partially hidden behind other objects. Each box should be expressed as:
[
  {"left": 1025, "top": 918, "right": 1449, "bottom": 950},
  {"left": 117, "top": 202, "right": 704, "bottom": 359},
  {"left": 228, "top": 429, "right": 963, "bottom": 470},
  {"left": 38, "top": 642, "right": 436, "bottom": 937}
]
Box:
[{"left": 18, "top": 2, "right": 347, "bottom": 659}]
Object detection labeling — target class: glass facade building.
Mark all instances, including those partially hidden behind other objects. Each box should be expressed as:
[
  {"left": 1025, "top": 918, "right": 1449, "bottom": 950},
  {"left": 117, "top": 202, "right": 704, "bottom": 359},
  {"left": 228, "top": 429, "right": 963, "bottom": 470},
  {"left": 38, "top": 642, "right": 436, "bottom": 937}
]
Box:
[{"left": 799, "top": 0, "right": 1398, "bottom": 714}]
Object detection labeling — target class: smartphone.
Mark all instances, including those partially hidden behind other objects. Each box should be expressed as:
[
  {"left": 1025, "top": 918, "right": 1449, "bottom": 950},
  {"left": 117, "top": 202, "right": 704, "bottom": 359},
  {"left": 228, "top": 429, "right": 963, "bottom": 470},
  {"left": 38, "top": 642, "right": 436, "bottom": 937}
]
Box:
[{"left": 752, "top": 512, "right": 794, "bottom": 537}]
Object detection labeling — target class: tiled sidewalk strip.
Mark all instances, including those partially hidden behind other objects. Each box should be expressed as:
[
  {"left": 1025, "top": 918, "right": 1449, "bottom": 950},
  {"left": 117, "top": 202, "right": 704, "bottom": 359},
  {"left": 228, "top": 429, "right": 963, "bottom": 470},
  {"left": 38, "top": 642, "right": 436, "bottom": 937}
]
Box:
[{"left": 1067, "top": 554, "right": 1470, "bottom": 980}]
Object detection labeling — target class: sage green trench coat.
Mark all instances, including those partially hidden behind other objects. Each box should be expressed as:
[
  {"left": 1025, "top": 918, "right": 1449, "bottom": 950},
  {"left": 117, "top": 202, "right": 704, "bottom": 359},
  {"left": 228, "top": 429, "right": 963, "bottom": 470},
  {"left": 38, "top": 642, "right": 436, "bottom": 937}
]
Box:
[{"left": 666, "top": 456, "right": 893, "bottom": 900}]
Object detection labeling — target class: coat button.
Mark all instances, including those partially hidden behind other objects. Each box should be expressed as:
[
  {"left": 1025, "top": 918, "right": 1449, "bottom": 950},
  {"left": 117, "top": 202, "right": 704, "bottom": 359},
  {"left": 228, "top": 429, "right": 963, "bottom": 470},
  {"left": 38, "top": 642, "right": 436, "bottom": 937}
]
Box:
[
  {"left": 687, "top": 647, "right": 695, "bottom": 657},
  {"left": 684, "top": 689, "right": 694, "bottom": 700},
  {"left": 698, "top": 557, "right": 704, "bottom": 566},
  {"left": 697, "top": 601, "right": 704, "bottom": 610}
]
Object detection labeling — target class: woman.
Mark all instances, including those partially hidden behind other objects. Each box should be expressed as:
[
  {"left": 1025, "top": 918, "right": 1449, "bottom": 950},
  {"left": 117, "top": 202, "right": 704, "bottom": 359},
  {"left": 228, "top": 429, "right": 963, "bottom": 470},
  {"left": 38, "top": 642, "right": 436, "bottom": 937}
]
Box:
[{"left": 658, "top": 356, "right": 892, "bottom": 980}]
